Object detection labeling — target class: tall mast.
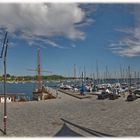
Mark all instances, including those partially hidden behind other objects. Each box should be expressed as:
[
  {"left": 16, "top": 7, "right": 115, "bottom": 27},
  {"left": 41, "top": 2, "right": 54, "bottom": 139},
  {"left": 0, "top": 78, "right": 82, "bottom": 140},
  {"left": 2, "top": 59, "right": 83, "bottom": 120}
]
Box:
[
  {"left": 74, "top": 64, "right": 76, "bottom": 79},
  {"left": 128, "top": 65, "right": 131, "bottom": 88},
  {"left": 84, "top": 65, "right": 86, "bottom": 80},
  {"left": 81, "top": 71, "right": 84, "bottom": 95},
  {"left": 138, "top": 71, "right": 140, "bottom": 88},
  {"left": 92, "top": 72, "right": 95, "bottom": 81},
  {"left": 120, "top": 65, "right": 123, "bottom": 83},
  {"left": 134, "top": 71, "right": 137, "bottom": 84},
  {"left": 123, "top": 68, "right": 125, "bottom": 83},
  {"left": 37, "top": 48, "right": 42, "bottom": 89},
  {"left": 96, "top": 60, "right": 99, "bottom": 85},
  {"left": 105, "top": 65, "right": 108, "bottom": 83}
]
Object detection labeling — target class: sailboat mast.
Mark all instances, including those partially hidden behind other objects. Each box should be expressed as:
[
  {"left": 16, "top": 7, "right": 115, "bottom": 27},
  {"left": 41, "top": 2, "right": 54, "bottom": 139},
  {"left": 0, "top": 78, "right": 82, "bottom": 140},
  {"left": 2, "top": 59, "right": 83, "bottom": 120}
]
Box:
[
  {"left": 105, "top": 65, "right": 108, "bottom": 83},
  {"left": 120, "top": 65, "right": 123, "bottom": 83},
  {"left": 74, "top": 64, "right": 76, "bottom": 79},
  {"left": 84, "top": 65, "right": 86, "bottom": 80},
  {"left": 128, "top": 65, "right": 131, "bottom": 88},
  {"left": 37, "top": 48, "right": 42, "bottom": 89},
  {"left": 96, "top": 60, "right": 99, "bottom": 85}
]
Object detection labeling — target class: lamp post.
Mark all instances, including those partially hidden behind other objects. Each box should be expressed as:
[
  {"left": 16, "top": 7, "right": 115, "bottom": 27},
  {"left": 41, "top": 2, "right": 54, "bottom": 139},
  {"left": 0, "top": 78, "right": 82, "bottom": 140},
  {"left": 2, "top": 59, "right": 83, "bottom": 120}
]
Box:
[
  {"left": 0, "top": 32, "right": 8, "bottom": 135},
  {"left": 3, "top": 39, "right": 8, "bottom": 135}
]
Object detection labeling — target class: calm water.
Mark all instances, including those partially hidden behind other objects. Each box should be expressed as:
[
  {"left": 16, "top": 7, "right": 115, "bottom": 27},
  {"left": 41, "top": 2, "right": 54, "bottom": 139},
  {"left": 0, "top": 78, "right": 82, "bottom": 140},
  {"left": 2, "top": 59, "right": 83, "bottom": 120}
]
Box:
[{"left": 0, "top": 81, "right": 60, "bottom": 100}]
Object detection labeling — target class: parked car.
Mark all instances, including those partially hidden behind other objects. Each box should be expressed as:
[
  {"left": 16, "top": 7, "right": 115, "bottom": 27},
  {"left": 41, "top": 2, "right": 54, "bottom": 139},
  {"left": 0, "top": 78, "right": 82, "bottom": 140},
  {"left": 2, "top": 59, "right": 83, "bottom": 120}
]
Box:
[
  {"left": 126, "top": 94, "right": 137, "bottom": 101},
  {"left": 109, "top": 93, "right": 119, "bottom": 100},
  {"left": 97, "top": 92, "right": 109, "bottom": 100}
]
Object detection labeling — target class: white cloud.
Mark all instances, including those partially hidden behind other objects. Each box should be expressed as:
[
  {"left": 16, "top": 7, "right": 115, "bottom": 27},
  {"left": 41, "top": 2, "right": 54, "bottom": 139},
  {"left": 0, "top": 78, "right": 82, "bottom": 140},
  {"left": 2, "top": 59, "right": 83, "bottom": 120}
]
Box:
[
  {"left": 45, "top": 40, "right": 67, "bottom": 49},
  {"left": 0, "top": 3, "right": 93, "bottom": 48},
  {"left": 110, "top": 28, "right": 140, "bottom": 57},
  {"left": 110, "top": 5, "right": 140, "bottom": 57}
]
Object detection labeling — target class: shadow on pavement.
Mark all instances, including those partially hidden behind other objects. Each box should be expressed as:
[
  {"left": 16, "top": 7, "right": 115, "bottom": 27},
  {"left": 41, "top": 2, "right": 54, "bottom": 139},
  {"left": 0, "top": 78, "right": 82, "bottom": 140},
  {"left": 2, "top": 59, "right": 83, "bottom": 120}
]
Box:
[
  {"left": 0, "top": 128, "right": 4, "bottom": 135},
  {"left": 55, "top": 118, "right": 115, "bottom": 137},
  {"left": 55, "top": 123, "right": 83, "bottom": 137}
]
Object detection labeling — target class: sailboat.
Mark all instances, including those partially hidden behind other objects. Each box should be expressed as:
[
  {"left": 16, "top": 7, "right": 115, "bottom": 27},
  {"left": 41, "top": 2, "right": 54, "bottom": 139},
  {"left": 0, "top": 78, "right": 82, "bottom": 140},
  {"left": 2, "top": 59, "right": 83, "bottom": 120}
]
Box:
[{"left": 32, "top": 48, "right": 57, "bottom": 101}]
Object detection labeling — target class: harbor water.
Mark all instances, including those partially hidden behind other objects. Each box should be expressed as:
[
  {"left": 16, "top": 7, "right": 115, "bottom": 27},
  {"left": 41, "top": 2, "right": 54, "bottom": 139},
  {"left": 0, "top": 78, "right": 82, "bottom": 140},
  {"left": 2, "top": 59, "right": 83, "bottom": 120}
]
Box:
[
  {"left": 0, "top": 79, "right": 139, "bottom": 101},
  {"left": 0, "top": 81, "right": 60, "bottom": 100}
]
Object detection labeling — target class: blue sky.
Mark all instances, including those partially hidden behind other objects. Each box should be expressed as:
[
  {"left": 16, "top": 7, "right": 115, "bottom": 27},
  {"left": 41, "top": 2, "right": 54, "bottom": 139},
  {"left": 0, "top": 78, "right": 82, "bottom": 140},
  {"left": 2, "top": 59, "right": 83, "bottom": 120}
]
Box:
[{"left": 0, "top": 3, "right": 139, "bottom": 78}]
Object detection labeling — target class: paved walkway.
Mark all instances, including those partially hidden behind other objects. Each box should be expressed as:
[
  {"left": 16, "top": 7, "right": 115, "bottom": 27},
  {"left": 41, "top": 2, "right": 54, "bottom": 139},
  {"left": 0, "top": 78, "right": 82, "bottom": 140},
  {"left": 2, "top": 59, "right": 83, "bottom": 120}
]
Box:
[{"left": 0, "top": 92, "right": 140, "bottom": 137}]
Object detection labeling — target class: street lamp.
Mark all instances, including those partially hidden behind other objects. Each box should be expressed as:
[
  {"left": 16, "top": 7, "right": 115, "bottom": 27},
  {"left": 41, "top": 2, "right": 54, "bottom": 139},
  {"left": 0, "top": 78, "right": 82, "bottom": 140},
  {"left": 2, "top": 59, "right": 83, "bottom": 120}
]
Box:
[{"left": 0, "top": 32, "right": 8, "bottom": 135}]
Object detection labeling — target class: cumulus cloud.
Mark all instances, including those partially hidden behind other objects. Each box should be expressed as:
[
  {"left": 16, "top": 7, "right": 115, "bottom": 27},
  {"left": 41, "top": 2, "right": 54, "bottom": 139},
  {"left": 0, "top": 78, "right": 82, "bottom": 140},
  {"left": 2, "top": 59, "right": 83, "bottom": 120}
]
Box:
[
  {"left": 110, "top": 5, "right": 140, "bottom": 57},
  {"left": 110, "top": 35, "right": 140, "bottom": 57},
  {"left": 0, "top": 3, "right": 93, "bottom": 48}
]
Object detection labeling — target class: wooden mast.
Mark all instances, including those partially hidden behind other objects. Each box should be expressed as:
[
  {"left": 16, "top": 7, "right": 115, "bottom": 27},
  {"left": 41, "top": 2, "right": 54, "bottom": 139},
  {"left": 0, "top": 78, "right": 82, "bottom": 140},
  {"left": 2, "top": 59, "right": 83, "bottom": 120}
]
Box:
[{"left": 37, "top": 48, "right": 42, "bottom": 89}]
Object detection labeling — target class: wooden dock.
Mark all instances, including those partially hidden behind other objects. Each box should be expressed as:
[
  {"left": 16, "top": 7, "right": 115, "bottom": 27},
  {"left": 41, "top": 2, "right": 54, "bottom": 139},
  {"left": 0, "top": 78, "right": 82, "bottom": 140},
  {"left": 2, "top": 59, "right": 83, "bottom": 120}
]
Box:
[{"left": 58, "top": 89, "right": 92, "bottom": 99}]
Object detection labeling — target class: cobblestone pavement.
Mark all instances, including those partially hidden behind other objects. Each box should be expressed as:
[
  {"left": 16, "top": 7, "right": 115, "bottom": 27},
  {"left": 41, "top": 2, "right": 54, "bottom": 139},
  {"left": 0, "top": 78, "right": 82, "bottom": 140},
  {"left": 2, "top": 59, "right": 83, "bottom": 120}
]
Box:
[{"left": 0, "top": 92, "right": 140, "bottom": 137}]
